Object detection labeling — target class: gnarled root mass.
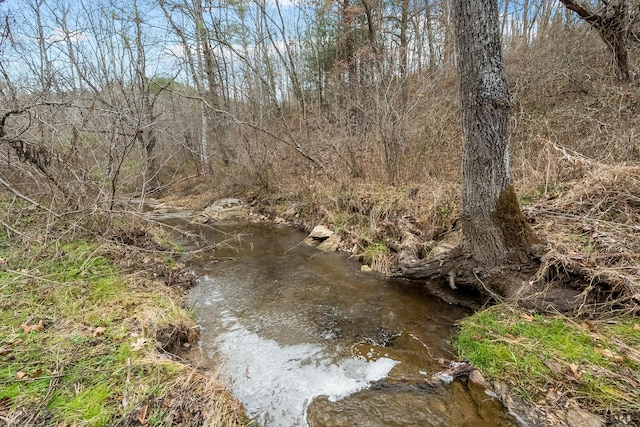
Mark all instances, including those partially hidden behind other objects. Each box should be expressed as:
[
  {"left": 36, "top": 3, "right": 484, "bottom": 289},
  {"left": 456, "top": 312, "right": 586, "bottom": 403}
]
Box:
[{"left": 399, "top": 163, "right": 640, "bottom": 316}]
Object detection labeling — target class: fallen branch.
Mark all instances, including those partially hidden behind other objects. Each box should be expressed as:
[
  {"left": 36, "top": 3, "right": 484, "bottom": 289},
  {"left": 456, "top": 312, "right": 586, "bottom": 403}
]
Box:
[{"left": 0, "top": 175, "right": 60, "bottom": 218}]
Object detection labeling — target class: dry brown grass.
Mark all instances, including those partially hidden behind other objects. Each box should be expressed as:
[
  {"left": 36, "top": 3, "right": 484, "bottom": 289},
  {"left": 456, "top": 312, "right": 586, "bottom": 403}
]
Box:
[
  {"left": 154, "top": 24, "right": 640, "bottom": 313},
  {"left": 523, "top": 161, "right": 640, "bottom": 315},
  {"left": 112, "top": 363, "right": 249, "bottom": 427}
]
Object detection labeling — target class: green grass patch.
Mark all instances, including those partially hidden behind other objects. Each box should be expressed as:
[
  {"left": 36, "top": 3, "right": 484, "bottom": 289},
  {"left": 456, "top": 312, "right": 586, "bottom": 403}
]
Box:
[
  {"left": 456, "top": 305, "right": 640, "bottom": 414},
  {"left": 0, "top": 232, "right": 248, "bottom": 426},
  {"left": 361, "top": 242, "right": 394, "bottom": 272},
  {"left": 362, "top": 242, "right": 388, "bottom": 263}
]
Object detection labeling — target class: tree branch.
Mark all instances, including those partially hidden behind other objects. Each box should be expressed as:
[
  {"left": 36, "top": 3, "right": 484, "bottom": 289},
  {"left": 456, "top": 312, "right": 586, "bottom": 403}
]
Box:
[
  {"left": 0, "top": 175, "right": 61, "bottom": 218},
  {"left": 559, "top": 0, "right": 603, "bottom": 27}
]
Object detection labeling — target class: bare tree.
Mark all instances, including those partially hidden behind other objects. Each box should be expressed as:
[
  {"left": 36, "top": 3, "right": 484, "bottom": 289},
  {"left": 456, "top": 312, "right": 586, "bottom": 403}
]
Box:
[
  {"left": 158, "top": 0, "right": 211, "bottom": 176},
  {"left": 560, "top": 0, "right": 634, "bottom": 81}
]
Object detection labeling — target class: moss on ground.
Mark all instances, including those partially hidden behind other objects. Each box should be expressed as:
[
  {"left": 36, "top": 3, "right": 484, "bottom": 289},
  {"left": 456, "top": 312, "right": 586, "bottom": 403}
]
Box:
[
  {"left": 0, "top": 232, "right": 249, "bottom": 426},
  {"left": 456, "top": 305, "right": 640, "bottom": 417}
]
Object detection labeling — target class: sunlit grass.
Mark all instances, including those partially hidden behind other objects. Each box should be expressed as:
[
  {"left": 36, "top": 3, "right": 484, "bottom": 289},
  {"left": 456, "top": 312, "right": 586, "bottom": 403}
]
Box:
[
  {"left": 0, "top": 234, "right": 249, "bottom": 426},
  {"left": 456, "top": 305, "right": 640, "bottom": 414}
]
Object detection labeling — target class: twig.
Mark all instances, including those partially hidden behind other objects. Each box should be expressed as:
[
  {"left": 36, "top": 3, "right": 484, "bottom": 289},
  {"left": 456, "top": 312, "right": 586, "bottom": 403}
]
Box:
[
  {"left": 283, "top": 238, "right": 307, "bottom": 255},
  {"left": 0, "top": 175, "right": 61, "bottom": 218},
  {"left": 0, "top": 374, "right": 67, "bottom": 384},
  {"left": 473, "top": 270, "right": 504, "bottom": 303},
  {"left": 4, "top": 269, "right": 70, "bottom": 286},
  {"left": 0, "top": 219, "right": 41, "bottom": 243}
]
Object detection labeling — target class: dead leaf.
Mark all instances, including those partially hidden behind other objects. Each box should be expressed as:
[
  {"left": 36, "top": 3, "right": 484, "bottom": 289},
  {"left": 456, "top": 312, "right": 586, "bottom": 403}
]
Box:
[
  {"left": 521, "top": 313, "right": 534, "bottom": 322},
  {"left": 581, "top": 321, "right": 598, "bottom": 332},
  {"left": 504, "top": 333, "right": 520, "bottom": 342},
  {"left": 546, "top": 387, "right": 559, "bottom": 401},
  {"left": 131, "top": 337, "right": 147, "bottom": 352},
  {"left": 20, "top": 320, "right": 44, "bottom": 334},
  {"left": 600, "top": 348, "right": 623, "bottom": 363},
  {"left": 568, "top": 363, "right": 582, "bottom": 379},
  {"left": 15, "top": 371, "right": 27, "bottom": 380},
  {"left": 93, "top": 327, "right": 106, "bottom": 337},
  {"left": 633, "top": 324, "right": 640, "bottom": 332},
  {"left": 138, "top": 404, "right": 148, "bottom": 424},
  {"left": 543, "top": 359, "right": 563, "bottom": 375}
]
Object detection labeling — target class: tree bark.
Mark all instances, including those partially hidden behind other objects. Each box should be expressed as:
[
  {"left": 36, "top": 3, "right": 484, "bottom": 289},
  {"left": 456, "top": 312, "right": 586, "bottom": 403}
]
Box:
[
  {"left": 425, "top": 0, "right": 437, "bottom": 73},
  {"left": 399, "top": 0, "right": 538, "bottom": 299},
  {"left": 454, "top": 0, "right": 537, "bottom": 291},
  {"left": 134, "top": 2, "right": 159, "bottom": 192}
]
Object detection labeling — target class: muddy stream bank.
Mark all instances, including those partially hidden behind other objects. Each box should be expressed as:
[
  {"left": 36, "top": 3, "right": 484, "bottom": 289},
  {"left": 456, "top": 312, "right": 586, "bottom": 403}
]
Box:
[{"left": 153, "top": 209, "right": 518, "bottom": 427}]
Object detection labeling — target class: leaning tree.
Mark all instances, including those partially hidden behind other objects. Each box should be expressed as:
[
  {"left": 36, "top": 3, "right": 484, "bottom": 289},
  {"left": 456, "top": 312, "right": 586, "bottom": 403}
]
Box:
[{"left": 560, "top": 0, "right": 637, "bottom": 82}]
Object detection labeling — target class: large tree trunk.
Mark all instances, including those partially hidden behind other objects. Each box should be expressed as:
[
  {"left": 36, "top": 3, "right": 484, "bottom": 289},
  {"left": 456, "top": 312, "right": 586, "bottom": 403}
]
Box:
[
  {"left": 456, "top": 0, "right": 538, "bottom": 277},
  {"left": 456, "top": 0, "right": 516, "bottom": 269},
  {"left": 400, "top": 0, "right": 538, "bottom": 298}
]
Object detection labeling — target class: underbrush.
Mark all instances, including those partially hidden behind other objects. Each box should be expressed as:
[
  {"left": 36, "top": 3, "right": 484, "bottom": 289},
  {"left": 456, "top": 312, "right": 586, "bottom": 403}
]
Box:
[
  {"left": 0, "top": 223, "right": 249, "bottom": 426},
  {"left": 519, "top": 162, "right": 640, "bottom": 316},
  {"left": 457, "top": 305, "right": 640, "bottom": 422}
]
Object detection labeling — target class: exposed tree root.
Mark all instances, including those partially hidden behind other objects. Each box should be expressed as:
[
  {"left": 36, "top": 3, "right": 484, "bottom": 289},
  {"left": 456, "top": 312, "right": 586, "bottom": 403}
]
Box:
[{"left": 399, "top": 163, "right": 640, "bottom": 316}]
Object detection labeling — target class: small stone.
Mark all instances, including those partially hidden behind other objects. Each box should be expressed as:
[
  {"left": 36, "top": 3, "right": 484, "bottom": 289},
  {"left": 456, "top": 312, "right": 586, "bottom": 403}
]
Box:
[
  {"left": 468, "top": 369, "right": 488, "bottom": 386},
  {"left": 303, "top": 237, "right": 319, "bottom": 247},
  {"left": 202, "top": 198, "right": 245, "bottom": 220},
  {"left": 317, "top": 234, "right": 341, "bottom": 251},
  {"left": 308, "top": 225, "right": 333, "bottom": 239},
  {"left": 192, "top": 214, "right": 209, "bottom": 224}
]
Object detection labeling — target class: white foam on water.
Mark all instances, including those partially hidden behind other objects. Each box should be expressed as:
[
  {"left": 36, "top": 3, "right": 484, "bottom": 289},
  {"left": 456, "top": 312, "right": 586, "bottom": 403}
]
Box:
[
  {"left": 204, "top": 320, "right": 398, "bottom": 427},
  {"left": 193, "top": 277, "right": 398, "bottom": 426}
]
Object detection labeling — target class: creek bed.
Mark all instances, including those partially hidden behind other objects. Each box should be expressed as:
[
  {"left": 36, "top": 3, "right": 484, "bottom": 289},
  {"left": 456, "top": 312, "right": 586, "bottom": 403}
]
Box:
[{"left": 156, "top": 213, "right": 517, "bottom": 427}]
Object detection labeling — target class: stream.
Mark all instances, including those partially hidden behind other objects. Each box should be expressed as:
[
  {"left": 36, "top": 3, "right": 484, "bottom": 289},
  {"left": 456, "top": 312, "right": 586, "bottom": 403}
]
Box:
[{"left": 153, "top": 209, "right": 518, "bottom": 427}]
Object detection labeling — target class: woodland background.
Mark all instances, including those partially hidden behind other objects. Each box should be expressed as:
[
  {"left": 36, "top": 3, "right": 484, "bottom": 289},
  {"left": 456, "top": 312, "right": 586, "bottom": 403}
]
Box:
[{"left": 2, "top": 0, "right": 640, "bottom": 281}]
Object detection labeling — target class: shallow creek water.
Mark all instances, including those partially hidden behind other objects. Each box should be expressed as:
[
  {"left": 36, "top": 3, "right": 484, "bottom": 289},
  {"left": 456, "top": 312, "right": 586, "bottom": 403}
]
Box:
[{"left": 155, "top": 211, "right": 517, "bottom": 427}]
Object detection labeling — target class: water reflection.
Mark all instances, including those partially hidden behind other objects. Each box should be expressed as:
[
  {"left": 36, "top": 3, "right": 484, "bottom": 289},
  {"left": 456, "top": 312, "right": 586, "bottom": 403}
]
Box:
[{"left": 157, "top": 216, "right": 515, "bottom": 427}]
